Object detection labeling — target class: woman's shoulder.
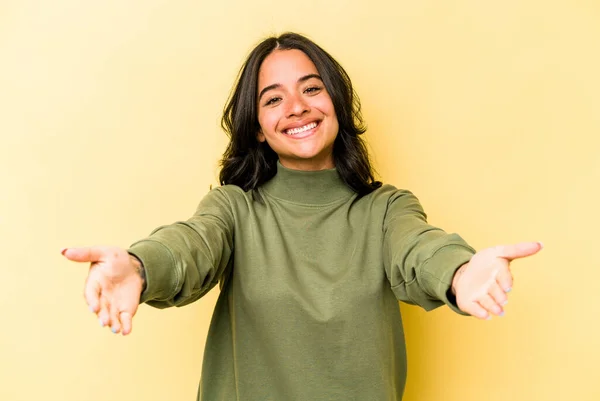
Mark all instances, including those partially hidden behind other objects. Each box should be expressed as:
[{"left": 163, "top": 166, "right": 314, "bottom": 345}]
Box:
[
  {"left": 201, "top": 184, "right": 253, "bottom": 202},
  {"left": 200, "top": 184, "right": 265, "bottom": 208},
  {"left": 360, "top": 183, "right": 426, "bottom": 215},
  {"left": 365, "top": 183, "right": 418, "bottom": 201}
]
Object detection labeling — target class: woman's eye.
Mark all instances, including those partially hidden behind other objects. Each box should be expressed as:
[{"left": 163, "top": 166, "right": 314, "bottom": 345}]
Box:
[
  {"left": 265, "top": 97, "right": 281, "bottom": 106},
  {"left": 305, "top": 86, "right": 322, "bottom": 94}
]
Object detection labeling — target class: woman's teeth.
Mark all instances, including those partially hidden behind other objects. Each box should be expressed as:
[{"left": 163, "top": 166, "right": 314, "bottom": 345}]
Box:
[{"left": 285, "top": 122, "right": 318, "bottom": 135}]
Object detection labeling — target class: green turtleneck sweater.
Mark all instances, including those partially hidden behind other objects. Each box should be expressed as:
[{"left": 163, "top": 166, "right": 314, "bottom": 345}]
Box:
[{"left": 128, "top": 163, "right": 475, "bottom": 401}]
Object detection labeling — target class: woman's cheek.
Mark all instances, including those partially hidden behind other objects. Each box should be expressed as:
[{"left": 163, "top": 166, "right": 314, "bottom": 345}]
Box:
[{"left": 267, "top": 116, "right": 281, "bottom": 136}]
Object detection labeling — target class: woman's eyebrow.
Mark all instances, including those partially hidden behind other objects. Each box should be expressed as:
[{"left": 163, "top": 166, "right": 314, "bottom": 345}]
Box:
[
  {"left": 258, "top": 74, "right": 323, "bottom": 101},
  {"left": 258, "top": 83, "right": 281, "bottom": 101},
  {"left": 298, "top": 73, "right": 322, "bottom": 84}
]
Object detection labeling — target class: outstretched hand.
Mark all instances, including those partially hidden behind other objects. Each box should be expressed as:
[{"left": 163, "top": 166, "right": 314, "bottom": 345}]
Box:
[
  {"left": 452, "top": 242, "right": 543, "bottom": 320},
  {"left": 62, "top": 246, "right": 145, "bottom": 335}
]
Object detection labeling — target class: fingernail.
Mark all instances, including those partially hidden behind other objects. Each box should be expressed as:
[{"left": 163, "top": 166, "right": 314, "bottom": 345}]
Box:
[
  {"left": 505, "top": 287, "right": 512, "bottom": 293},
  {"left": 499, "top": 311, "right": 505, "bottom": 317},
  {"left": 111, "top": 327, "right": 118, "bottom": 334},
  {"left": 486, "top": 315, "right": 492, "bottom": 320},
  {"left": 89, "top": 305, "right": 95, "bottom": 313},
  {"left": 538, "top": 242, "right": 544, "bottom": 249},
  {"left": 99, "top": 318, "right": 105, "bottom": 327},
  {"left": 61, "top": 248, "right": 68, "bottom": 255},
  {"left": 501, "top": 300, "right": 508, "bottom": 306}
]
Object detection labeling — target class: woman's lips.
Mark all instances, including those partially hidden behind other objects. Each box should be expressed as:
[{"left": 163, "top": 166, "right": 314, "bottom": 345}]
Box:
[{"left": 282, "top": 121, "right": 320, "bottom": 139}]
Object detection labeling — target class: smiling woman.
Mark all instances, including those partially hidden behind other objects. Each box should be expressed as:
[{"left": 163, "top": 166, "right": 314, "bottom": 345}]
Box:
[
  {"left": 219, "top": 32, "right": 380, "bottom": 194},
  {"left": 63, "top": 32, "right": 543, "bottom": 401}
]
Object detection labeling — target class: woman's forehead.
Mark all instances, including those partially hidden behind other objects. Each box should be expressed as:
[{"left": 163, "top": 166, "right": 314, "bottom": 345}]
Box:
[{"left": 258, "top": 49, "right": 319, "bottom": 88}]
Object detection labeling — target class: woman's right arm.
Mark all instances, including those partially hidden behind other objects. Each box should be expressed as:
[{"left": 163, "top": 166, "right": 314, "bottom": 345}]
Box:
[
  {"left": 62, "top": 187, "right": 235, "bottom": 335},
  {"left": 129, "top": 187, "right": 235, "bottom": 308}
]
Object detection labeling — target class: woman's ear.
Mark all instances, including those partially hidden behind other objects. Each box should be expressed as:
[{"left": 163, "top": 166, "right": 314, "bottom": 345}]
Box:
[{"left": 257, "top": 130, "right": 265, "bottom": 142}]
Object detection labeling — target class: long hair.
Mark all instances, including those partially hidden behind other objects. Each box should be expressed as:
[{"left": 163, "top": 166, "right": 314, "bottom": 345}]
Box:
[{"left": 219, "top": 32, "right": 381, "bottom": 196}]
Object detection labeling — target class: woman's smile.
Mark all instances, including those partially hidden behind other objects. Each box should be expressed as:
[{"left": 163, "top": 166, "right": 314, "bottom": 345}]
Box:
[{"left": 282, "top": 120, "right": 320, "bottom": 137}]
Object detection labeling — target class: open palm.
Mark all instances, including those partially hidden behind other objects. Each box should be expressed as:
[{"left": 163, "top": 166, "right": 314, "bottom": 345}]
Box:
[
  {"left": 452, "top": 242, "right": 543, "bottom": 319},
  {"left": 62, "top": 246, "right": 144, "bottom": 335}
]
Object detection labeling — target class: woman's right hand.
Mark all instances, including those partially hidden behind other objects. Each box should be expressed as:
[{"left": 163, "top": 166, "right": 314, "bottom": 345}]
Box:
[{"left": 62, "top": 246, "right": 145, "bottom": 335}]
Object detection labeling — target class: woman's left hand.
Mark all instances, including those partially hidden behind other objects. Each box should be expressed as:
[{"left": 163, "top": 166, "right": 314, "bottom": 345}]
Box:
[{"left": 451, "top": 242, "right": 543, "bottom": 319}]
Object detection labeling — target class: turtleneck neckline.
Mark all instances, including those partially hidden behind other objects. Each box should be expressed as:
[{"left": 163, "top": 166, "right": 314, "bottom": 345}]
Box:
[{"left": 261, "top": 161, "right": 355, "bottom": 205}]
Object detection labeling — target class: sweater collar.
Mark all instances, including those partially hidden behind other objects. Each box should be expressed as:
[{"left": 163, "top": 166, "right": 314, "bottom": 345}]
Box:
[{"left": 261, "top": 161, "right": 355, "bottom": 205}]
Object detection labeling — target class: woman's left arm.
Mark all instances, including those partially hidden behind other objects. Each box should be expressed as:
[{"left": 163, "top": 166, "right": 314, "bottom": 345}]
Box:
[{"left": 383, "top": 188, "right": 543, "bottom": 318}]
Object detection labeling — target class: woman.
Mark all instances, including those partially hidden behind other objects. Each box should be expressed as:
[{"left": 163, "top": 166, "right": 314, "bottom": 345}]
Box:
[{"left": 63, "top": 32, "right": 542, "bottom": 400}]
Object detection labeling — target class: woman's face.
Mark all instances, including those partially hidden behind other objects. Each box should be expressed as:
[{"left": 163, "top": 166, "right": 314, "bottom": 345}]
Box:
[{"left": 257, "top": 49, "right": 339, "bottom": 171}]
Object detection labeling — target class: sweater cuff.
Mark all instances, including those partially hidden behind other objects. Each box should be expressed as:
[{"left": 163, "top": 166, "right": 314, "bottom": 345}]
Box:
[
  {"left": 127, "top": 240, "right": 178, "bottom": 304},
  {"left": 421, "top": 244, "right": 475, "bottom": 316}
]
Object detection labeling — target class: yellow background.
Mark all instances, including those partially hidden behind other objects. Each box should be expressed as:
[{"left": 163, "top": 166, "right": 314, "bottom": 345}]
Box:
[{"left": 1, "top": 1, "right": 598, "bottom": 400}]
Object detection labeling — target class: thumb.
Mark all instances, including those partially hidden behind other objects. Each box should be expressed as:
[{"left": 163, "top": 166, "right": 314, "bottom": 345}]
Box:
[
  {"left": 61, "top": 246, "right": 106, "bottom": 263},
  {"left": 495, "top": 241, "right": 544, "bottom": 261}
]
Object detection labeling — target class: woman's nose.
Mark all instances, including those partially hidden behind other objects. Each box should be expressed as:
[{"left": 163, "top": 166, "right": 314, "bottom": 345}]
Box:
[{"left": 286, "top": 94, "right": 310, "bottom": 118}]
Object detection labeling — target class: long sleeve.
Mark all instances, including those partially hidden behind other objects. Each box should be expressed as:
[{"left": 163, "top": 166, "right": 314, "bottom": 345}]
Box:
[
  {"left": 382, "top": 189, "right": 475, "bottom": 314},
  {"left": 127, "top": 187, "right": 235, "bottom": 309}
]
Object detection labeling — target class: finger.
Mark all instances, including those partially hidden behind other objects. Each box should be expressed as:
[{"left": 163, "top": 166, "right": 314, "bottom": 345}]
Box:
[
  {"left": 84, "top": 277, "right": 101, "bottom": 313},
  {"left": 495, "top": 242, "right": 544, "bottom": 261},
  {"left": 488, "top": 283, "right": 508, "bottom": 307},
  {"left": 98, "top": 296, "right": 111, "bottom": 328},
  {"left": 109, "top": 304, "right": 121, "bottom": 334},
  {"left": 495, "top": 265, "right": 514, "bottom": 292},
  {"left": 62, "top": 246, "right": 105, "bottom": 263},
  {"left": 120, "top": 311, "right": 133, "bottom": 336},
  {"left": 496, "top": 269, "right": 514, "bottom": 293},
  {"left": 463, "top": 301, "right": 489, "bottom": 320},
  {"left": 119, "top": 295, "right": 140, "bottom": 336},
  {"left": 478, "top": 294, "right": 504, "bottom": 317}
]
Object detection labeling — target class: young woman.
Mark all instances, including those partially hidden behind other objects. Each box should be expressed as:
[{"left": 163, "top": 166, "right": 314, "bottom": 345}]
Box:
[{"left": 63, "top": 32, "right": 542, "bottom": 400}]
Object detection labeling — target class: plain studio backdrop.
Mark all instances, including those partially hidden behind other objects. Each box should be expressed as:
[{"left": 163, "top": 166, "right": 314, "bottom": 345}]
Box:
[{"left": 1, "top": 1, "right": 598, "bottom": 400}]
